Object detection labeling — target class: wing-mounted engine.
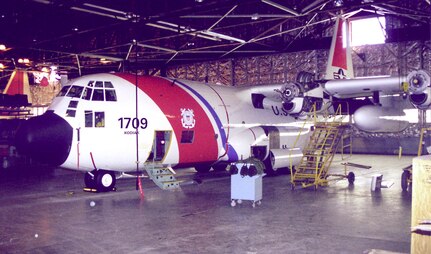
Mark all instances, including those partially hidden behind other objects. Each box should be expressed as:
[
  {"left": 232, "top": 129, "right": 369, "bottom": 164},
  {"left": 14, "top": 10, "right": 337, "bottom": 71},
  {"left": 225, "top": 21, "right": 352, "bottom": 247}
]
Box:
[
  {"left": 280, "top": 71, "right": 323, "bottom": 115},
  {"left": 275, "top": 82, "right": 305, "bottom": 114},
  {"left": 407, "top": 70, "right": 431, "bottom": 110}
]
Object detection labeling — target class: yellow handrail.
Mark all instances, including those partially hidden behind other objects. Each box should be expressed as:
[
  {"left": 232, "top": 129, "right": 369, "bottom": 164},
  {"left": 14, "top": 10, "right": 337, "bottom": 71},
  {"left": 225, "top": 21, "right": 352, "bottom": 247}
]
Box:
[{"left": 289, "top": 103, "right": 317, "bottom": 172}]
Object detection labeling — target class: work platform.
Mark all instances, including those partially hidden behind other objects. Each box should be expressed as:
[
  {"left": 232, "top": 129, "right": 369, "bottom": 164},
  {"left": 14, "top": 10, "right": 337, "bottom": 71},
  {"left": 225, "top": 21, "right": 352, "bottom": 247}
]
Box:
[{"left": 0, "top": 154, "right": 413, "bottom": 253}]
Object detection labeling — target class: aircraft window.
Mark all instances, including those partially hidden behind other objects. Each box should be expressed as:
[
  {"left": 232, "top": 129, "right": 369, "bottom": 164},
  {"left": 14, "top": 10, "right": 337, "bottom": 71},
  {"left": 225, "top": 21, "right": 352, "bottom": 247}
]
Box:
[
  {"left": 104, "top": 81, "right": 114, "bottom": 88},
  {"left": 82, "top": 88, "right": 93, "bottom": 100},
  {"left": 58, "top": 86, "right": 71, "bottom": 97},
  {"left": 85, "top": 111, "right": 93, "bottom": 127},
  {"left": 66, "top": 109, "right": 76, "bottom": 117},
  {"left": 105, "top": 89, "right": 117, "bottom": 101},
  {"left": 92, "top": 89, "right": 104, "bottom": 101},
  {"left": 95, "top": 81, "right": 104, "bottom": 88},
  {"left": 68, "top": 101, "right": 79, "bottom": 108},
  {"left": 66, "top": 86, "right": 84, "bottom": 98},
  {"left": 180, "top": 130, "right": 194, "bottom": 143},
  {"left": 95, "top": 112, "right": 105, "bottom": 127}
]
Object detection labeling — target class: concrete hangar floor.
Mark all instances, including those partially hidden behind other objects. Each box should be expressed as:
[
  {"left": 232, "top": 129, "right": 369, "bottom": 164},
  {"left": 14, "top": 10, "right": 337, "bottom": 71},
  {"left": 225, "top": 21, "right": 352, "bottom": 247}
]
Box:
[{"left": 0, "top": 154, "right": 413, "bottom": 253}]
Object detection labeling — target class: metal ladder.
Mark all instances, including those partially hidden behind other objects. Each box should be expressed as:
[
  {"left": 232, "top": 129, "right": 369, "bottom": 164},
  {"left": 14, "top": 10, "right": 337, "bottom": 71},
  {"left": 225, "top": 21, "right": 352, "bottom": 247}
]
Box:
[
  {"left": 290, "top": 122, "right": 351, "bottom": 190},
  {"left": 145, "top": 167, "right": 181, "bottom": 190}
]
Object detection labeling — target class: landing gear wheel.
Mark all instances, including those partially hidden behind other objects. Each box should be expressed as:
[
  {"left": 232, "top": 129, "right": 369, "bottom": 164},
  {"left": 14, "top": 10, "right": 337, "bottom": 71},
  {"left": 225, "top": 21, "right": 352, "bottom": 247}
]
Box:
[
  {"left": 231, "top": 200, "right": 236, "bottom": 207},
  {"left": 95, "top": 170, "right": 116, "bottom": 192},
  {"left": 252, "top": 202, "right": 256, "bottom": 208},
  {"left": 401, "top": 170, "right": 409, "bottom": 192},
  {"left": 195, "top": 165, "right": 211, "bottom": 173},
  {"left": 212, "top": 163, "right": 227, "bottom": 172},
  {"left": 347, "top": 172, "right": 355, "bottom": 184},
  {"left": 237, "top": 199, "right": 243, "bottom": 204},
  {"left": 84, "top": 171, "right": 97, "bottom": 189}
]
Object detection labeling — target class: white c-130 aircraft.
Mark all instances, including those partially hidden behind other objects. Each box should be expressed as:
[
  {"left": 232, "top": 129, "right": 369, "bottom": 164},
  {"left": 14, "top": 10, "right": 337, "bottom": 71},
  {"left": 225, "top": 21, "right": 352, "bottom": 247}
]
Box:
[{"left": 16, "top": 16, "right": 430, "bottom": 192}]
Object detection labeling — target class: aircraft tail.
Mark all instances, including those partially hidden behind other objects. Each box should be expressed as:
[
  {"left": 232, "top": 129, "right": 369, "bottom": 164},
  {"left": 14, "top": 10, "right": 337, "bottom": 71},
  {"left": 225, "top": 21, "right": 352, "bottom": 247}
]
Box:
[
  {"left": 2, "top": 70, "right": 32, "bottom": 104},
  {"left": 325, "top": 17, "right": 354, "bottom": 80}
]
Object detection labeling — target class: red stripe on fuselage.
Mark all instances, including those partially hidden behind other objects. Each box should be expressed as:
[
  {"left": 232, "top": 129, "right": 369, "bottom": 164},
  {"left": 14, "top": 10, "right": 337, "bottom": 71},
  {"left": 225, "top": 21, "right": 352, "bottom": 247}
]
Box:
[{"left": 115, "top": 74, "right": 218, "bottom": 165}]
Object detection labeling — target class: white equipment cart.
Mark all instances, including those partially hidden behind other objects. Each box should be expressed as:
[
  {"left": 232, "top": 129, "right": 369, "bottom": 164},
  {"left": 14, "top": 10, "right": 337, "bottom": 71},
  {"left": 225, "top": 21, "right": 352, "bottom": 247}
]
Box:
[{"left": 230, "top": 158, "right": 265, "bottom": 207}]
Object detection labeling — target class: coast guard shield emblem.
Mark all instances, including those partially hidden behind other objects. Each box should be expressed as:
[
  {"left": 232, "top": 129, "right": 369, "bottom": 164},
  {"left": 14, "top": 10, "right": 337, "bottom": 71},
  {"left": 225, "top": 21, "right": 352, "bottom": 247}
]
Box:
[{"left": 180, "top": 108, "right": 195, "bottom": 129}]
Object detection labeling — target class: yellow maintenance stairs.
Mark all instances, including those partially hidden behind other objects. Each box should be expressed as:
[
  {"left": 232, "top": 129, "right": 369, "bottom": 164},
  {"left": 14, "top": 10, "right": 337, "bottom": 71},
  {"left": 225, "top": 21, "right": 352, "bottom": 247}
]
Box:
[{"left": 290, "top": 104, "right": 353, "bottom": 190}]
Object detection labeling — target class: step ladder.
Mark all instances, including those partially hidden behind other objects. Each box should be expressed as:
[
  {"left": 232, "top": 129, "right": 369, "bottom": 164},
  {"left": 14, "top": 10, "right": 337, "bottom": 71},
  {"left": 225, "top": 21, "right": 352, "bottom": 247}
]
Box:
[
  {"left": 290, "top": 122, "right": 351, "bottom": 190},
  {"left": 145, "top": 167, "right": 181, "bottom": 190}
]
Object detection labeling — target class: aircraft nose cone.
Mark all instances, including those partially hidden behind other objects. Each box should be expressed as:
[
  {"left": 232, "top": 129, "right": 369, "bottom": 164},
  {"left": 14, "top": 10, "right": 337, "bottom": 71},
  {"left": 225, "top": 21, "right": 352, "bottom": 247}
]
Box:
[{"left": 15, "top": 111, "right": 73, "bottom": 166}]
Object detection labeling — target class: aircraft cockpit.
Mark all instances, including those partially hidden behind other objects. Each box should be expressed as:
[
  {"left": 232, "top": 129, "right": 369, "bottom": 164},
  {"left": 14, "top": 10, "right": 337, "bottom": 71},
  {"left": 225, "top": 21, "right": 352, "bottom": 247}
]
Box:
[
  {"left": 57, "top": 81, "right": 117, "bottom": 102},
  {"left": 56, "top": 80, "right": 118, "bottom": 120}
]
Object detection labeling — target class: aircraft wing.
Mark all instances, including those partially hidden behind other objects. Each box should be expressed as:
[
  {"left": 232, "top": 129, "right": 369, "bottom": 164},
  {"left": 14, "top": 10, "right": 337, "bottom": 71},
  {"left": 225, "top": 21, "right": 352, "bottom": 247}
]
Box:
[
  {"left": 321, "top": 70, "right": 430, "bottom": 99},
  {"left": 321, "top": 76, "right": 407, "bottom": 98}
]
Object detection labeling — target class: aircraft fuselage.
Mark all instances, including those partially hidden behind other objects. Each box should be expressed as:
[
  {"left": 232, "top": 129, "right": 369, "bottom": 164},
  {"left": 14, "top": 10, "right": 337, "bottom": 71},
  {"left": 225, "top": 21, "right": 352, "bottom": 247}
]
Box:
[{"left": 32, "top": 73, "right": 311, "bottom": 173}]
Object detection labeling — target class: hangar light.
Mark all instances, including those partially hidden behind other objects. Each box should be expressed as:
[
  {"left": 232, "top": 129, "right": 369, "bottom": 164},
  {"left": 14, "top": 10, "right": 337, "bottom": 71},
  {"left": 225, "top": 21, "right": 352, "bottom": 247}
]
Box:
[
  {"left": 0, "top": 44, "right": 6, "bottom": 51},
  {"left": 350, "top": 17, "right": 386, "bottom": 46},
  {"left": 18, "top": 58, "right": 30, "bottom": 64}
]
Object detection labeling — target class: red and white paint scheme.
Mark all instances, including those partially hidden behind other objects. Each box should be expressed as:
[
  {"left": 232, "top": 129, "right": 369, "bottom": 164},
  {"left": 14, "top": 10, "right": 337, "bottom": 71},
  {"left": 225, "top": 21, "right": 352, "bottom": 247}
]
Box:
[
  {"left": 16, "top": 72, "right": 317, "bottom": 189},
  {"left": 15, "top": 17, "right": 430, "bottom": 191}
]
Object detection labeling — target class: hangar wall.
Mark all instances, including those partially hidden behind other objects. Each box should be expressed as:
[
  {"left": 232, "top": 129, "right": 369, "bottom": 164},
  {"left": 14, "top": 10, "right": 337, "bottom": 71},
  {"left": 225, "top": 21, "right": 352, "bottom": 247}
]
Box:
[
  {"left": 167, "top": 40, "right": 431, "bottom": 156},
  {"left": 167, "top": 40, "right": 431, "bottom": 86}
]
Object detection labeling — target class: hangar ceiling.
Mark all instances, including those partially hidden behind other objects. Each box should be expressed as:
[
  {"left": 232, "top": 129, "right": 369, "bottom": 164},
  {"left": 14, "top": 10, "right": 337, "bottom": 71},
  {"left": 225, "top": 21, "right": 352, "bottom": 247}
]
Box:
[{"left": 0, "top": 0, "right": 430, "bottom": 77}]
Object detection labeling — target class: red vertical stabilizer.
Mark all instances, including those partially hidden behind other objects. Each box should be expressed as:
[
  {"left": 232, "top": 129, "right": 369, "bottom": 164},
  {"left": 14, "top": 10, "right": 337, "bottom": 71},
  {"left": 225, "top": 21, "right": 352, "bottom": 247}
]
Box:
[{"left": 325, "top": 17, "right": 354, "bottom": 80}]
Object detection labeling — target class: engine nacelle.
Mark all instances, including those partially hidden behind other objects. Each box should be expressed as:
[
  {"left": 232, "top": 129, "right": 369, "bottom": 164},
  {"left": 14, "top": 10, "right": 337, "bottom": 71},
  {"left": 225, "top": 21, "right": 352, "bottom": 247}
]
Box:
[
  {"left": 277, "top": 82, "right": 303, "bottom": 102},
  {"left": 407, "top": 70, "right": 431, "bottom": 94},
  {"left": 282, "top": 97, "right": 305, "bottom": 114},
  {"left": 269, "top": 148, "right": 303, "bottom": 169},
  {"left": 409, "top": 87, "right": 431, "bottom": 110},
  {"left": 353, "top": 105, "right": 409, "bottom": 132}
]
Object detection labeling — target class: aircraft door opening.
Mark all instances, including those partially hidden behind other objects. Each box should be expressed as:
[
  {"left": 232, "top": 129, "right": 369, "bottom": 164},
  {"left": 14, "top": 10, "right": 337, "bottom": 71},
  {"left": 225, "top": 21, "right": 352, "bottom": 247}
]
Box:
[{"left": 147, "top": 131, "right": 172, "bottom": 162}]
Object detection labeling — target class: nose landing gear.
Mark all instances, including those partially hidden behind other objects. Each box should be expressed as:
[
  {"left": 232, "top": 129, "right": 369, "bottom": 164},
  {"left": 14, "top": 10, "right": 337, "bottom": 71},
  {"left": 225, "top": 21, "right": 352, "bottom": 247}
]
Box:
[{"left": 84, "top": 169, "right": 116, "bottom": 192}]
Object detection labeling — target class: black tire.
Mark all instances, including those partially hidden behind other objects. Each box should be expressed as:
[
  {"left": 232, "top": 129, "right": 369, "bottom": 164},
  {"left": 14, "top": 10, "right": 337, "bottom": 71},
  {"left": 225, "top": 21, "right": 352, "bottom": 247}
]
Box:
[
  {"left": 84, "top": 171, "right": 97, "bottom": 189},
  {"left": 195, "top": 165, "right": 211, "bottom": 173},
  {"left": 401, "top": 170, "right": 409, "bottom": 192},
  {"left": 347, "top": 172, "right": 355, "bottom": 184},
  {"left": 95, "top": 170, "right": 116, "bottom": 192},
  {"left": 212, "top": 163, "right": 227, "bottom": 172}
]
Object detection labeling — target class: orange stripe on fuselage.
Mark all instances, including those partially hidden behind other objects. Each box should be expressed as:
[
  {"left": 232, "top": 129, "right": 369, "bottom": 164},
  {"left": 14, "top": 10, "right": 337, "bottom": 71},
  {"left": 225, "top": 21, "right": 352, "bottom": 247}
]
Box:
[{"left": 115, "top": 74, "right": 218, "bottom": 165}]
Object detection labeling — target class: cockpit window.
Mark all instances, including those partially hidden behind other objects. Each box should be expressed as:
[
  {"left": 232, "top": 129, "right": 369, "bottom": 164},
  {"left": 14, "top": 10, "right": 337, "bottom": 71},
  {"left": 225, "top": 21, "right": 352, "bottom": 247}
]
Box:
[
  {"left": 95, "top": 112, "right": 105, "bottom": 127},
  {"left": 105, "top": 89, "right": 117, "bottom": 101},
  {"left": 66, "top": 86, "right": 84, "bottom": 98},
  {"left": 59, "top": 80, "right": 116, "bottom": 101},
  {"left": 82, "top": 87, "right": 93, "bottom": 100},
  {"left": 92, "top": 89, "right": 104, "bottom": 101},
  {"left": 58, "top": 86, "right": 71, "bottom": 97}
]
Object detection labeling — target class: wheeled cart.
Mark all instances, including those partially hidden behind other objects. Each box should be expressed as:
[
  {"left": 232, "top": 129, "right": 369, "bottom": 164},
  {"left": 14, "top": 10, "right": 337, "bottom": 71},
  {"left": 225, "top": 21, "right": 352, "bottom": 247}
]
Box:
[{"left": 230, "top": 161, "right": 264, "bottom": 208}]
